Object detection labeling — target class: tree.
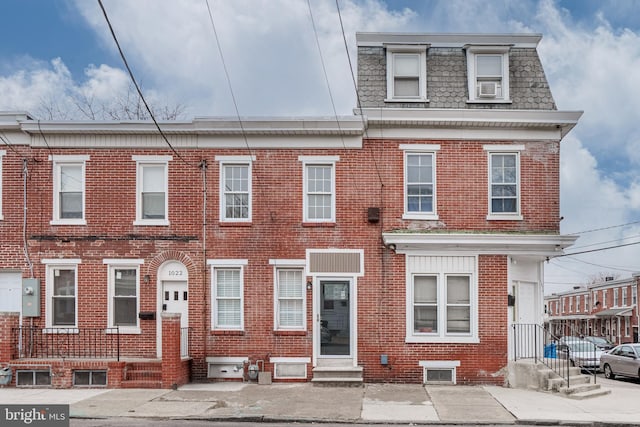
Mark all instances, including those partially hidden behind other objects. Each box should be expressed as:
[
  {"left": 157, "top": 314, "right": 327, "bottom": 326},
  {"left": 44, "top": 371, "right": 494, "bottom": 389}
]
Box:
[{"left": 34, "top": 83, "right": 185, "bottom": 121}]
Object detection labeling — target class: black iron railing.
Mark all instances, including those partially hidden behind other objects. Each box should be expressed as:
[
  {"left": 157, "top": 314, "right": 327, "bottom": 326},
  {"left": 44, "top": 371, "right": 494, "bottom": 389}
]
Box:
[
  {"left": 512, "top": 323, "right": 571, "bottom": 387},
  {"left": 12, "top": 327, "right": 120, "bottom": 361}
]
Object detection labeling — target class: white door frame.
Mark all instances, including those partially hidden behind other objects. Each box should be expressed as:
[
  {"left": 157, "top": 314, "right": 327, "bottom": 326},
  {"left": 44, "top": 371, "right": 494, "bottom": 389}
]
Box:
[
  {"left": 312, "top": 276, "right": 358, "bottom": 367},
  {"left": 155, "top": 261, "right": 189, "bottom": 358}
]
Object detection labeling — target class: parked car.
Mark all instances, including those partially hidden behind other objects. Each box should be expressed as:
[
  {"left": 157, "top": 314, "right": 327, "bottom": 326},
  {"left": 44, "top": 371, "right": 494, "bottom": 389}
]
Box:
[
  {"left": 600, "top": 344, "right": 640, "bottom": 380},
  {"left": 583, "top": 336, "right": 614, "bottom": 350},
  {"left": 558, "top": 340, "right": 603, "bottom": 371}
]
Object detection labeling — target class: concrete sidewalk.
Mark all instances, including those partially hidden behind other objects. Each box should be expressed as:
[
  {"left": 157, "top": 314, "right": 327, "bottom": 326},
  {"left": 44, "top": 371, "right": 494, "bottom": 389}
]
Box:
[{"left": 1, "top": 379, "right": 640, "bottom": 425}]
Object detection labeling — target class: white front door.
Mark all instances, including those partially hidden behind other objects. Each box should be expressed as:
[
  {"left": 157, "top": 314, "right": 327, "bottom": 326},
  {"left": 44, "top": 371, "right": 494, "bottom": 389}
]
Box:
[
  {"left": 0, "top": 272, "right": 22, "bottom": 314},
  {"left": 162, "top": 281, "right": 188, "bottom": 328},
  {"left": 516, "top": 281, "right": 538, "bottom": 324}
]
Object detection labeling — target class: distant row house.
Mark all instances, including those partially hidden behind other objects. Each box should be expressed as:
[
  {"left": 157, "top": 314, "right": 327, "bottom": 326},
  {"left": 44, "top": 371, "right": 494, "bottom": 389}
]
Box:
[
  {"left": 0, "top": 32, "right": 581, "bottom": 389},
  {"left": 545, "top": 275, "right": 640, "bottom": 344}
]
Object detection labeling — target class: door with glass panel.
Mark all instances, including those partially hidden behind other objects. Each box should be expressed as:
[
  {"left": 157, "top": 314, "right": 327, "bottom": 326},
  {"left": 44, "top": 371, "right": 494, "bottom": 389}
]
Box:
[{"left": 319, "top": 280, "right": 351, "bottom": 356}]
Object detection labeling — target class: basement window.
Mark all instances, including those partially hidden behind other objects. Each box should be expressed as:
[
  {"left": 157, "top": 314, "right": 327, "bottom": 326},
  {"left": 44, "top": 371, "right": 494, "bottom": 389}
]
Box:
[
  {"left": 16, "top": 370, "right": 51, "bottom": 387},
  {"left": 271, "top": 357, "right": 310, "bottom": 379},
  {"left": 73, "top": 370, "right": 107, "bottom": 387},
  {"left": 419, "top": 360, "right": 459, "bottom": 385}
]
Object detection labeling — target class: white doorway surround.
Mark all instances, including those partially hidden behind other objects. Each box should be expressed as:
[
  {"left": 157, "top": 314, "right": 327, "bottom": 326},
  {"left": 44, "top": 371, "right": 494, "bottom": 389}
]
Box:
[{"left": 156, "top": 261, "right": 189, "bottom": 358}]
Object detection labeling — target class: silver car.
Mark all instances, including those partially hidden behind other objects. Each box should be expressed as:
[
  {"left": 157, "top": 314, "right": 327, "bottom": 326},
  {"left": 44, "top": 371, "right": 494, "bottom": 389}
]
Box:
[
  {"left": 600, "top": 344, "right": 640, "bottom": 380},
  {"left": 558, "top": 340, "right": 603, "bottom": 371}
]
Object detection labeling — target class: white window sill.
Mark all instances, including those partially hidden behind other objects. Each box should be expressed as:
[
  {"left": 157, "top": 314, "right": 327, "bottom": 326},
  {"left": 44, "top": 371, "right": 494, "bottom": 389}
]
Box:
[
  {"left": 385, "top": 98, "right": 429, "bottom": 103},
  {"left": 44, "top": 328, "right": 79, "bottom": 334},
  {"left": 403, "top": 213, "right": 439, "bottom": 221},
  {"left": 467, "top": 99, "right": 512, "bottom": 104},
  {"left": 220, "top": 218, "right": 252, "bottom": 224},
  {"left": 133, "top": 220, "right": 170, "bottom": 226},
  {"left": 108, "top": 327, "right": 141, "bottom": 334},
  {"left": 50, "top": 219, "right": 87, "bottom": 226},
  {"left": 486, "top": 214, "right": 523, "bottom": 221},
  {"left": 406, "top": 335, "right": 479, "bottom": 344}
]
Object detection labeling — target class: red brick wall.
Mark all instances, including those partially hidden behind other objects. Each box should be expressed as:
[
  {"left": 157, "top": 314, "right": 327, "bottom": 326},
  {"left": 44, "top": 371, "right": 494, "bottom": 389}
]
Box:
[{"left": 0, "top": 136, "right": 560, "bottom": 385}]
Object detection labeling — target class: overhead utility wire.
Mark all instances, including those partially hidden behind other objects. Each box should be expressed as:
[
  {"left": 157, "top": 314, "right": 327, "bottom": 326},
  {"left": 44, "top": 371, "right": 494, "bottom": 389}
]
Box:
[
  {"left": 566, "top": 220, "right": 640, "bottom": 235},
  {"left": 553, "top": 239, "right": 640, "bottom": 258},
  {"left": 557, "top": 257, "right": 638, "bottom": 273},
  {"left": 97, "top": 0, "right": 197, "bottom": 169},
  {"left": 204, "top": 0, "right": 254, "bottom": 160},
  {"left": 306, "top": 0, "right": 347, "bottom": 151},
  {"left": 567, "top": 232, "right": 640, "bottom": 251}
]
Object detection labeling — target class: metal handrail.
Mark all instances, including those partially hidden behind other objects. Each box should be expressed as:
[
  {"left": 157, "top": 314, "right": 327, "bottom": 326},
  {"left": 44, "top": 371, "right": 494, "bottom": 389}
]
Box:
[
  {"left": 11, "top": 327, "right": 121, "bottom": 361},
  {"left": 512, "top": 323, "right": 571, "bottom": 388}
]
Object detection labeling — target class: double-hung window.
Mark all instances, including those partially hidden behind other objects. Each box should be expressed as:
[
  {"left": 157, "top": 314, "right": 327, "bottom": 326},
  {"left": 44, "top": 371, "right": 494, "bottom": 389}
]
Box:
[
  {"left": 401, "top": 145, "right": 439, "bottom": 220},
  {"left": 133, "top": 156, "right": 171, "bottom": 225},
  {"left": 50, "top": 155, "right": 89, "bottom": 225},
  {"left": 299, "top": 156, "right": 338, "bottom": 223},
  {"left": 0, "top": 150, "right": 4, "bottom": 220},
  {"left": 614, "top": 288, "right": 619, "bottom": 307},
  {"left": 622, "top": 288, "right": 628, "bottom": 306},
  {"left": 216, "top": 156, "right": 254, "bottom": 223},
  {"left": 466, "top": 46, "right": 510, "bottom": 103},
  {"left": 484, "top": 145, "right": 523, "bottom": 220},
  {"left": 209, "top": 259, "right": 247, "bottom": 330},
  {"left": 386, "top": 45, "right": 428, "bottom": 102},
  {"left": 104, "top": 259, "right": 143, "bottom": 333},
  {"left": 43, "top": 259, "right": 80, "bottom": 329},
  {"left": 407, "top": 255, "right": 477, "bottom": 343},
  {"left": 271, "top": 261, "right": 306, "bottom": 331}
]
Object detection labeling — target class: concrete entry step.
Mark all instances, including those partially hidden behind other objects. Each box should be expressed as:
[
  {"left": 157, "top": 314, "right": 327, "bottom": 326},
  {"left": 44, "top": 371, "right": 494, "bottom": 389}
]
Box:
[{"left": 312, "top": 366, "right": 363, "bottom": 385}]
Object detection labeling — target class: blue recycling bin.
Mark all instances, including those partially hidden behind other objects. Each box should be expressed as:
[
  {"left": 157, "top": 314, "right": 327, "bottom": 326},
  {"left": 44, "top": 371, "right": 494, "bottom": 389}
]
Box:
[{"left": 544, "top": 342, "right": 557, "bottom": 358}]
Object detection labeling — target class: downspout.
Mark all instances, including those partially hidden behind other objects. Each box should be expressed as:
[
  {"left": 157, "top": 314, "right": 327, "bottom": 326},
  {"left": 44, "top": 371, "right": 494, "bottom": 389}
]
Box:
[
  {"left": 22, "top": 159, "right": 34, "bottom": 278},
  {"left": 200, "top": 159, "right": 208, "bottom": 374}
]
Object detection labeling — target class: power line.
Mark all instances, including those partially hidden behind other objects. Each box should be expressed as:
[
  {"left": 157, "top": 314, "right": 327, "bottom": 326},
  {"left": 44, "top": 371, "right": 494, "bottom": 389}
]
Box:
[
  {"left": 556, "top": 257, "right": 638, "bottom": 273},
  {"left": 204, "top": 0, "right": 255, "bottom": 161},
  {"left": 565, "top": 220, "right": 640, "bottom": 235},
  {"left": 568, "top": 232, "right": 640, "bottom": 251},
  {"left": 554, "top": 239, "right": 640, "bottom": 258},
  {"left": 97, "top": 0, "right": 197, "bottom": 169},
  {"left": 0, "top": 132, "right": 27, "bottom": 159}
]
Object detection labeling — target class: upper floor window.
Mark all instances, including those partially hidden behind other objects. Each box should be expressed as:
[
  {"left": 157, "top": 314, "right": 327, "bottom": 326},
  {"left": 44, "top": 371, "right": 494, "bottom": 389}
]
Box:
[
  {"left": 49, "top": 155, "right": 89, "bottom": 225},
  {"left": 209, "top": 259, "right": 247, "bottom": 331},
  {"left": 622, "top": 287, "right": 628, "bottom": 306},
  {"left": 614, "top": 288, "right": 619, "bottom": 307},
  {"left": 401, "top": 145, "right": 439, "bottom": 220},
  {"left": 484, "top": 145, "right": 523, "bottom": 220},
  {"left": 576, "top": 295, "right": 580, "bottom": 313},
  {"left": 104, "top": 259, "right": 143, "bottom": 333},
  {"left": 0, "top": 150, "right": 4, "bottom": 220},
  {"left": 299, "top": 156, "right": 338, "bottom": 223},
  {"left": 633, "top": 287, "right": 637, "bottom": 305},
  {"left": 42, "top": 259, "right": 80, "bottom": 329},
  {"left": 133, "top": 156, "right": 172, "bottom": 226},
  {"left": 386, "top": 45, "right": 428, "bottom": 102},
  {"left": 585, "top": 294, "right": 590, "bottom": 312},
  {"left": 272, "top": 262, "right": 306, "bottom": 331},
  {"left": 603, "top": 289, "right": 608, "bottom": 308},
  {"left": 466, "top": 46, "right": 510, "bottom": 103},
  {"left": 568, "top": 296, "right": 573, "bottom": 312},
  {"left": 216, "top": 156, "right": 255, "bottom": 223}
]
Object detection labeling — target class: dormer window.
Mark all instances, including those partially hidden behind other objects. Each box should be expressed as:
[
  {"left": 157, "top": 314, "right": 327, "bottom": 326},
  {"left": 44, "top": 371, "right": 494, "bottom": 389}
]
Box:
[
  {"left": 385, "top": 45, "right": 428, "bottom": 102},
  {"left": 466, "top": 46, "right": 510, "bottom": 103}
]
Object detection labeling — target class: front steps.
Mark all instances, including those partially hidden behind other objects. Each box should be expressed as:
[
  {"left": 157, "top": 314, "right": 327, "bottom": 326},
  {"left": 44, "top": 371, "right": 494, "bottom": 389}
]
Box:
[
  {"left": 121, "top": 361, "right": 162, "bottom": 388},
  {"left": 311, "top": 365, "right": 363, "bottom": 386}
]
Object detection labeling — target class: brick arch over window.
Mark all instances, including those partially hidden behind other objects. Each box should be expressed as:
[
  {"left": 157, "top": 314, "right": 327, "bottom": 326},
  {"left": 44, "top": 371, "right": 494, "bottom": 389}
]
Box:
[{"left": 146, "top": 251, "right": 197, "bottom": 279}]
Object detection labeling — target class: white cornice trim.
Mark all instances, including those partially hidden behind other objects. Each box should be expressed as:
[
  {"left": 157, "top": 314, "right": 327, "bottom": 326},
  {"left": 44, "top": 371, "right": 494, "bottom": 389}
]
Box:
[
  {"left": 356, "top": 32, "right": 542, "bottom": 48},
  {"left": 357, "top": 108, "right": 582, "bottom": 140},
  {"left": 382, "top": 232, "right": 578, "bottom": 256}
]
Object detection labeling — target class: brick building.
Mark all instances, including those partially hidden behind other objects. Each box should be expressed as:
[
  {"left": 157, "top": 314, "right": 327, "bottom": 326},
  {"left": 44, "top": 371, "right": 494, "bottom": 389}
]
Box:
[
  {"left": 0, "top": 32, "right": 581, "bottom": 388},
  {"left": 545, "top": 275, "right": 640, "bottom": 344}
]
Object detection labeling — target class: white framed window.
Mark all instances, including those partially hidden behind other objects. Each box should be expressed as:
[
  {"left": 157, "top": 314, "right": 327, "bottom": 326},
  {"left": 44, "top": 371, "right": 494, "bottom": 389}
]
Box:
[
  {"left": 216, "top": 156, "right": 255, "bottom": 222},
  {"left": 614, "top": 288, "right": 619, "bottom": 307},
  {"left": 576, "top": 295, "right": 581, "bottom": 313},
  {"left": 0, "top": 150, "right": 5, "bottom": 220},
  {"left": 603, "top": 289, "right": 608, "bottom": 308},
  {"left": 208, "top": 259, "right": 247, "bottom": 330},
  {"left": 466, "top": 46, "right": 510, "bottom": 103},
  {"left": 568, "top": 296, "right": 573, "bottom": 312},
  {"left": 271, "top": 357, "right": 310, "bottom": 379},
  {"left": 406, "top": 255, "right": 477, "bottom": 343},
  {"left": 484, "top": 145, "right": 523, "bottom": 220},
  {"left": 272, "top": 262, "right": 306, "bottom": 331},
  {"left": 42, "top": 259, "right": 80, "bottom": 329},
  {"left": 585, "top": 294, "right": 590, "bottom": 312},
  {"left": 633, "top": 287, "right": 637, "bottom": 305},
  {"left": 622, "top": 287, "right": 628, "bottom": 306},
  {"left": 401, "top": 145, "right": 440, "bottom": 220},
  {"left": 299, "top": 156, "right": 338, "bottom": 223},
  {"left": 385, "top": 45, "right": 428, "bottom": 102},
  {"left": 133, "top": 155, "right": 172, "bottom": 226},
  {"left": 49, "top": 155, "right": 89, "bottom": 225},
  {"left": 104, "top": 259, "right": 143, "bottom": 333}
]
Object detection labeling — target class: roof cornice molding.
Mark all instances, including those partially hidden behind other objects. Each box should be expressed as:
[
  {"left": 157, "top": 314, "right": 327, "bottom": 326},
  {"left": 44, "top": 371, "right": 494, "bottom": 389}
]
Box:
[
  {"left": 382, "top": 232, "right": 578, "bottom": 256},
  {"left": 357, "top": 108, "right": 582, "bottom": 140},
  {"left": 19, "top": 116, "right": 365, "bottom": 136},
  {"left": 356, "top": 32, "right": 542, "bottom": 48}
]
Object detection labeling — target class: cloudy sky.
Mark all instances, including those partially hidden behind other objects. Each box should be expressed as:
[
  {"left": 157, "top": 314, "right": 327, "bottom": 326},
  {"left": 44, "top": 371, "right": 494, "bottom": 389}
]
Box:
[{"left": 2, "top": 0, "right": 640, "bottom": 294}]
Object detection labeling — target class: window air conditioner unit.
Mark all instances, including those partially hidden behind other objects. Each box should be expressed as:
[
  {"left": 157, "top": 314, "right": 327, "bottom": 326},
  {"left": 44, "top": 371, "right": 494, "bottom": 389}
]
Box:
[{"left": 478, "top": 81, "right": 497, "bottom": 98}]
